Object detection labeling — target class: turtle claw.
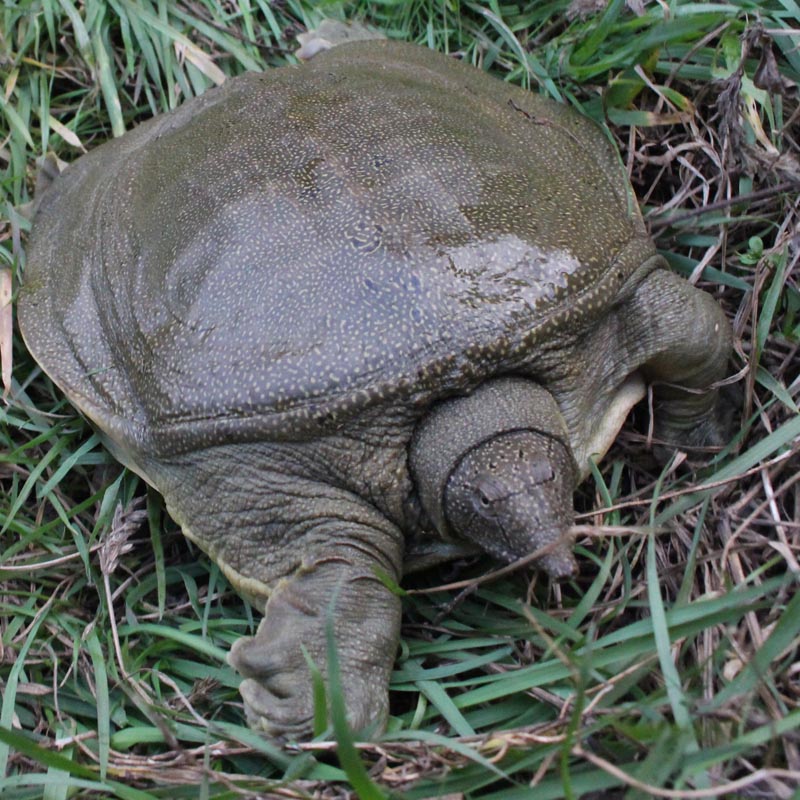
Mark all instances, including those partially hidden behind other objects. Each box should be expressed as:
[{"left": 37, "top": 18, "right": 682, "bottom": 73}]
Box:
[
  {"left": 231, "top": 637, "right": 390, "bottom": 740},
  {"left": 228, "top": 560, "right": 401, "bottom": 739},
  {"left": 239, "top": 677, "right": 315, "bottom": 739},
  {"left": 229, "top": 598, "right": 322, "bottom": 738}
]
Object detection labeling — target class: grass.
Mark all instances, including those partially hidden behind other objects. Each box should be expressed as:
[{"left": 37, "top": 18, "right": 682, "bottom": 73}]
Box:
[{"left": 1, "top": 0, "right": 799, "bottom": 797}]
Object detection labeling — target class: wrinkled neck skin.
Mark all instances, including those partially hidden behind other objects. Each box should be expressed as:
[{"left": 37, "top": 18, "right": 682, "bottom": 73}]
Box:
[{"left": 409, "top": 376, "right": 579, "bottom": 579}]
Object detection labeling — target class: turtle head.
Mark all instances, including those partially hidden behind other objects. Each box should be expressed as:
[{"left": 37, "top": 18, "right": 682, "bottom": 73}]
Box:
[
  {"left": 444, "top": 430, "right": 577, "bottom": 578},
  {"left": 410, "top": 377, "right": 578, "bottom": 580}
]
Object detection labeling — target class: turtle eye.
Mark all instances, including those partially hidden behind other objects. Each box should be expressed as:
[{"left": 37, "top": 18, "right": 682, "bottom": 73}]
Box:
[{"left": 470, "top": 474, "right": 507, "bottom": 516}]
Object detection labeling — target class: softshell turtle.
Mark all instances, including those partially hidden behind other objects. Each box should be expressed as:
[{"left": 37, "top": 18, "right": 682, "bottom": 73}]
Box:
[{"left": 18, "top": 37, "right": 732, "bottom": 738}]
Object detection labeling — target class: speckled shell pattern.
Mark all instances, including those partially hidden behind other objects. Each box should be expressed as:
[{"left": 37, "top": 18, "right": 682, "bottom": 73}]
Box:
[{"left": 19, "top": 40, "right": 654, "bottom": 459}]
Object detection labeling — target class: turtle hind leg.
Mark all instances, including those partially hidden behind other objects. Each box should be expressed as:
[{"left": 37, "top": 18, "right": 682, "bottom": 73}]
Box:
[
  {"left": 228, "top": 517, "right": 403, "bottom": 740},
  {"left": 621, "top": 264, "right": 734, "bottom": 454}
]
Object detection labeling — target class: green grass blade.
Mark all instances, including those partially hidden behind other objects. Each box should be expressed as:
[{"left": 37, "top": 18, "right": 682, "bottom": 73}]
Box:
[
  {"left": 325, "top": 600, "right": 388, "bottom": 800},
  {"left": 84, "top": 630, "right": 111, "bottom": 781},
  {"left": 0, "top": 727, "right": 152, "bottom": 799}
]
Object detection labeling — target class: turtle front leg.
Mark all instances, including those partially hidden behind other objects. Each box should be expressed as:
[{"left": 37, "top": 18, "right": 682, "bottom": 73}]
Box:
[
  {"left": 622, "top": 265, "right": 734, "bottom": 452},
  {"left": 229, "top": 521, "right": 402, "bottom": 740}
]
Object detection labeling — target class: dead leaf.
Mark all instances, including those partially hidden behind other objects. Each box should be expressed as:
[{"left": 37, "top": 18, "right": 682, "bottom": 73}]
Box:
[
  {"left": 754, "top": 36, "right": 797, "bottom": 96},
  {"left": 723, "top": 656, "right": 743, "bottom": 681},
  {"left": 174, "top": 41, "right": 226, "bottom": 87},
  {"left": 567, "top": 0, "right": 645, "bottom": 18},
  {"left": 566, "top": 0, "right": 606, "bottom": 19},
  {"left": 48, "top": 115, "right": 86, "bottom": 152}
]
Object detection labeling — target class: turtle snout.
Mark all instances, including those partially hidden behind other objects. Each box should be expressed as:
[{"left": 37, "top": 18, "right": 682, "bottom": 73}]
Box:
[{"left": 539, "top": 543, "right": 578, "bottom": 581}]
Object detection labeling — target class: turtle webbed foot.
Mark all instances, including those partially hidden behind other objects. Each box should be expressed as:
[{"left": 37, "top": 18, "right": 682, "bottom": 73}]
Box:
[
  {"left": 229, "top": 560, "right": 401, "bottom": 740},
  {"left": 652, "top": 381, "right": 738, "bottom": 464}
]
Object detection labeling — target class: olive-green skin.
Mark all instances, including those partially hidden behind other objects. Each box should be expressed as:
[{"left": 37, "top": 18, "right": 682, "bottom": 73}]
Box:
[{"left": 19, "top": 40, "right": 732, "bottom": 739}]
